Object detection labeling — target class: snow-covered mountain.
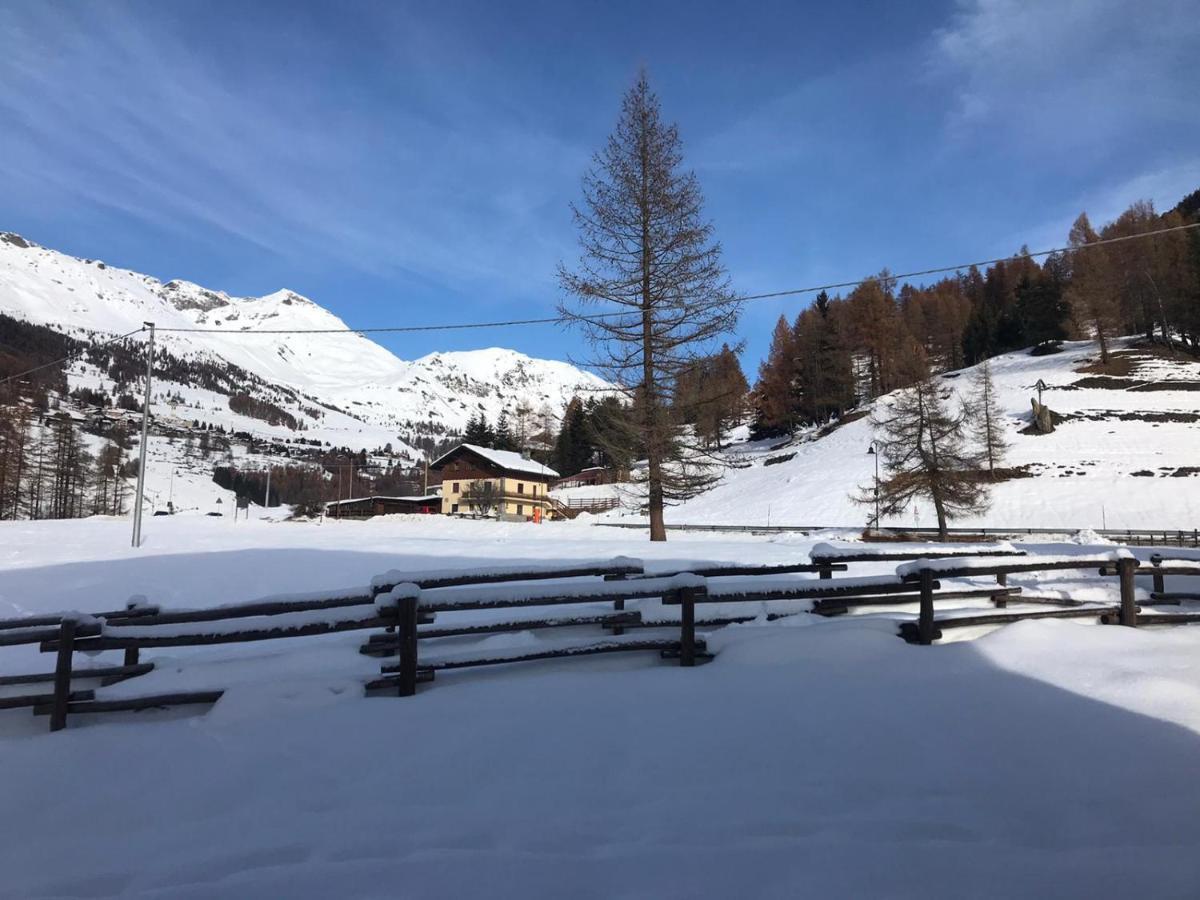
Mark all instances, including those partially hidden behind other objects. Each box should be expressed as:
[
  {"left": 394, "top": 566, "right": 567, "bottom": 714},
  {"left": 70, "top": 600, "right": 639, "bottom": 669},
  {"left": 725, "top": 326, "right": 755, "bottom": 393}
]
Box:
[{"left": 0, "top": 232, "right": 609, "bottom": 456}]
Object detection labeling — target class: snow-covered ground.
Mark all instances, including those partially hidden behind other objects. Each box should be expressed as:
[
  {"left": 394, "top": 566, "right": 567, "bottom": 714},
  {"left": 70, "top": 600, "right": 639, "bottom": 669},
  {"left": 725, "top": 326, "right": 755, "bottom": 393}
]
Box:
[
  {"left": 2, "top": 515, "right": 1200, "bottom": 897},
  {"left": 614, "top": 338, "right": 1200, "bottom": 530}
]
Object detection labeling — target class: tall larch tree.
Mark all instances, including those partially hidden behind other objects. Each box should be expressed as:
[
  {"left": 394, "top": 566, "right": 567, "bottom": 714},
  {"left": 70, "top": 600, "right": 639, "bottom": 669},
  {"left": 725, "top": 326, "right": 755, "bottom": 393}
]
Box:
[
  {"left": 558, "top": 73, "right": 741, "bottom": 541},
  {"left": 752, "top": 315, "right": 799, "bottom": 436},
  {"left": 859, "top": 375, "right": 989, "bottom": 539},
  {"left": 1065, "top": 213, "right": 1118, "bottom": 364},
  {"left": 965, "top": 360, "right": 1008, "bottom": 477}
]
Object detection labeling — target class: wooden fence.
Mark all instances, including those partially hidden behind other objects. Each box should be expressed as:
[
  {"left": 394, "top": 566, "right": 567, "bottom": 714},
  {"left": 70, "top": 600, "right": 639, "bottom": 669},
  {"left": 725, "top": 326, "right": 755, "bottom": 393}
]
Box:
[{"left": 3, "top": 545, "right": 1198, "bottom": 732}]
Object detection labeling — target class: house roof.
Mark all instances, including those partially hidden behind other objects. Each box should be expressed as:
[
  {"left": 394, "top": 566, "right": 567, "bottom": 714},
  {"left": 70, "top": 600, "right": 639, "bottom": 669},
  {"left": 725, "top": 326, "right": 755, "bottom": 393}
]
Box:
[
  {"left": 326, "top": 494, "right": 440, "bottom": 507},
  {"left": 432, "top": 443, "right": 559, "bottom": 478}
]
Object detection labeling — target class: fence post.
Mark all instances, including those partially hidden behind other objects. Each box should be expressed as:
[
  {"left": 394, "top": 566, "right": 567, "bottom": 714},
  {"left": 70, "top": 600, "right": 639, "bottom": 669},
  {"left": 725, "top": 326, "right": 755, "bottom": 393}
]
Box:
[
  {"left": 397, "top": 594, "right": 419, "bottom": 697},
  {"left": 123, "top": 601, "right": 140, "bottom": 667},
  {"left": 678, "top": 587, "right": 696, "bottom": 667},
  {"left": 604, "top": 573, "right": 627, "bottom": 636},
  {"left": 918, "top": 568, "right": 935, "bottom": 645},
  {"left": 1118, "top": 557, "right": 1138, "bottom": 627},
  {"left": 993, "top": 572, "right": 1008, "bottom": 609},
  {"left": 50, "top": 617, "right": 77, "bottom": 733},
  {"left": 1152, "top": 568, "right": 1165, "bottom": 596},
  {"left": 818, "top": 564, "right": 832, "bottom": 581}
]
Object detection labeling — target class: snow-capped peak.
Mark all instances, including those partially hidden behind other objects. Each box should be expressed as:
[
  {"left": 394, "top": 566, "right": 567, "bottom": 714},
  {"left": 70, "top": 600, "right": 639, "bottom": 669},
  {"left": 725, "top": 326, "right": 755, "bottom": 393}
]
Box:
[{"left": 0, "top": 232, "right": 611, "bottom": 454}]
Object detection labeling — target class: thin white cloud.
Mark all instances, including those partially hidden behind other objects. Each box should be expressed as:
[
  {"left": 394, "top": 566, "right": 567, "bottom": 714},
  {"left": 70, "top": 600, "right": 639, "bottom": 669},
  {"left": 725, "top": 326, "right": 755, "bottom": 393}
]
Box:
[
  {"left": 930, "top": 0, "right": 1200, "bottom": 145},
  {"left": 0, "top": 4, "right": 587, "bottom": 298},
  {"left": 1012, "top": 158, "right": 1200, "bottom": 252}
]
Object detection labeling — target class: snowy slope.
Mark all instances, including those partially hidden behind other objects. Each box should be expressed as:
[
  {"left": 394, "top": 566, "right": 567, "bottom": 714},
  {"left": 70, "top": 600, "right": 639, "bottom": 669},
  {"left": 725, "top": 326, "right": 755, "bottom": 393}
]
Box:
[
  {"left": 666, "top": 339, "right": 1200, "bottom": 530},
  {"left": 0, "top": 232, "right": 609, "bottom": 454}
]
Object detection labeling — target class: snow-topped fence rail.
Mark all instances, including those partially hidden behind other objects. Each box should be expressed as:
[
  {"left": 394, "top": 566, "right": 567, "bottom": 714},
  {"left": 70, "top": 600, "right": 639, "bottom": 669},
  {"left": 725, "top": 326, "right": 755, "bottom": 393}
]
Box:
[
  {"left": 895, "top": 552, "right": 1200, "bottom": 644},
  {"left": 5, "top": 546, "right": 1200, "bottom": 733}
]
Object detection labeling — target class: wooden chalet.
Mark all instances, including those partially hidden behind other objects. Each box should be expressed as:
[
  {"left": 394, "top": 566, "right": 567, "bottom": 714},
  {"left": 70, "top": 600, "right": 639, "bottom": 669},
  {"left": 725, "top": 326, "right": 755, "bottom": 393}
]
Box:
[
  {"left": 326, "top": 495, "right": 441, "bottom": 519},
  {"left": 552, "top": 466, "right": 617, "bottom": 490},
  {"left": 429, "top": 443, "right": 559, "bottom": 521}
]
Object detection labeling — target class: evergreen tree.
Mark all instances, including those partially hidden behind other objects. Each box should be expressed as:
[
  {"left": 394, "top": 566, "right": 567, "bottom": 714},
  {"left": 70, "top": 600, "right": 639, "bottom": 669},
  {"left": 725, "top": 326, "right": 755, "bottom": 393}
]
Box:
[
  {"left": 494, "top": 411, "right": 518, "bottom": 452},
  {"left": 1015, "top": 270, "right": 1068, "bottom": 347},
  {"left": 553, "top": 397, "right": 592, "bottom": 476},
  {"left": 793, "top": 299, "right": 854, "bottom": 424},
  {"left": 463, "top": 412, "right": 494, "bottom": 446},
  {"left": 585, "top": 395, "right": 637, "bottom": 473}
]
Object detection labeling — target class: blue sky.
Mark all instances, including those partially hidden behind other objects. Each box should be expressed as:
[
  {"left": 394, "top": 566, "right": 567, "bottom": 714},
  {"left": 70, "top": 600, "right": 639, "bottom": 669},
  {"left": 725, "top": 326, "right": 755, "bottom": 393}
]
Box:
[{"left": 2, "top": 0, "right": 1197, "bottom": 372}]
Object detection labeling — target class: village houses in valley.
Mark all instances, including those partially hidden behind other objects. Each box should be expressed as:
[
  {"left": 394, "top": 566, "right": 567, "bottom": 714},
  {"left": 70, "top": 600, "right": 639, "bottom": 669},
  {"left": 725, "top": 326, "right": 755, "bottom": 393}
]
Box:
[{"left": 429, "top": 443, "right": 559, "bottom": 521}]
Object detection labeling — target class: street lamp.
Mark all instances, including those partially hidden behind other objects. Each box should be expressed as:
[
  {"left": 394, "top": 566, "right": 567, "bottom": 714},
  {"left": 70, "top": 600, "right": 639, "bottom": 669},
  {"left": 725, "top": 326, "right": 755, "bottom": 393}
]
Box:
[{"left": 867, "top": 442, "right": 880, "bottom": 535}]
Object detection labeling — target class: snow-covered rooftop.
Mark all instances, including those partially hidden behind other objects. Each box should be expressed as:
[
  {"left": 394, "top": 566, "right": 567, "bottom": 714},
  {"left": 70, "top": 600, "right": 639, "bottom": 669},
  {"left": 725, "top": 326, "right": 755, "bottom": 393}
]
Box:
[
  {"left": 434, "top": 444, "right": 560, "bottom": 478},
  {"left": 325, "top": 495, "right": 440, "bottom": 506}
]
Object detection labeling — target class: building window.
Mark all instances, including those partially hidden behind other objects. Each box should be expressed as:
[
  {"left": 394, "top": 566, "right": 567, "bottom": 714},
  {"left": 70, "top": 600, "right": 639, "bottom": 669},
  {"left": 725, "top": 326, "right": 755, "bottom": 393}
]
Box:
[
  {"left": 518, "top": 504, "right": 525, "bottom": 516},
  {"left": 453, "top": 482, "right": 460, "bottom": 493},
  {"left": 451, "top": 503, "right": 459, "bottom": 513},
  {"left": 517, "top": 483, "right": 525, "bottom": 494}
]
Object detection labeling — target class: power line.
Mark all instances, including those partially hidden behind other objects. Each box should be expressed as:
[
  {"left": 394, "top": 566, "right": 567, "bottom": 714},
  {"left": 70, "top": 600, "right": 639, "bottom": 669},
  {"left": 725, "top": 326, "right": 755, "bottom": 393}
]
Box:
[
  {"left": 3, "top": 219, "right": 1197, "bottom": 382},
  {"left": 151, "top": 219, "right": 1200, "bottom": 336},
  {"left": 735, "top": 219, "right": 1200, "bottom": 303},
  {"left": 0, "top": 326, "right": 146, "bottom": 387}
]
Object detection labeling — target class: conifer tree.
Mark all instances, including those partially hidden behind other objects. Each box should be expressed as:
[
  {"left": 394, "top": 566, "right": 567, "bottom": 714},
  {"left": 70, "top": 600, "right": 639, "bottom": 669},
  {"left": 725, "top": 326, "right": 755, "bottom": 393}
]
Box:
[
  {"left": 859, "top": 376, "right": 989, "bottom": 539},
  {"left": 1065, "top": 213, "right": 1118, "bottom": 364},
  {"left": 463, "top": 412, "right": 494, "bottom": 446},
  {"left": 1015, "top": 269, "right": 1069, "bottom": 348},
  {"left": 494, "top": 411, "right": 518, "bottom": 452},
  {"left": 965, "top": 360, "right": 1008, "bottom": 477},
  {"left": 558, "top": 73, "right": 740, "bottom": 541},
  {"left": 553, "top": 397, "right": 592, "bottom": 476},
  {"left": 751, "top": 315, "right": 799, "bottom": 436}
]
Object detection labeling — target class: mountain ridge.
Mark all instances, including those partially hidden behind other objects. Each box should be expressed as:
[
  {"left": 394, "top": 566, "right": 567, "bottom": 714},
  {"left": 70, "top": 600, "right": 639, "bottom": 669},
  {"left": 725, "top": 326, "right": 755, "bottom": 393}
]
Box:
[{"left": 0, "top": 231, "right": 609, "bottom": 457}]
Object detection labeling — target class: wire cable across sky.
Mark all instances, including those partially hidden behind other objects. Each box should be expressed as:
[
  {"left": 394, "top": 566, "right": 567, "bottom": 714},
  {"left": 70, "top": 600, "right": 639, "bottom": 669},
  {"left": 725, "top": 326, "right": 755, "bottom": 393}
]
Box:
[
  {"left": 3, "top": 218, "right": 1197, "bottom": 386},
  {"left": 152, "top": 219, "right": 1200, "bottom": 336},
  {"left": 0, "top": 326, "right": 148, "bottom": 387}
]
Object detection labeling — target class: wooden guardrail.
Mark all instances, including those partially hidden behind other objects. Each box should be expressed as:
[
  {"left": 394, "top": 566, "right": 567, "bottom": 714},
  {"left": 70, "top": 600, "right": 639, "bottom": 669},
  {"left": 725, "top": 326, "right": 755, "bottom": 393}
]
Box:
[
  {"left": 895, "top": 553, "right": 1142, "bottom": 644},
  {"left": 5, "top": 545, "right": 1198, "bottom": 733},
  {"left": 19, "top": 558, "right": 649, "bottom": 732}
]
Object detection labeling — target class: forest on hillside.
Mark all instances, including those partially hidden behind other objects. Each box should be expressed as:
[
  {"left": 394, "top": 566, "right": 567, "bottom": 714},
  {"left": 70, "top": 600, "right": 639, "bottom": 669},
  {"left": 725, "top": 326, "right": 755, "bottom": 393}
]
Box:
[{"left": 751, "top": 194, "right": 1200, "bottom": 436}]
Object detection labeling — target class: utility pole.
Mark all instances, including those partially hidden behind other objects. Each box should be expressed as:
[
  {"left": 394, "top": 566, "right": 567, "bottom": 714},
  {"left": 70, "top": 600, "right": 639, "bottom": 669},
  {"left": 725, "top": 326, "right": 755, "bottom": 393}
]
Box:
[
  {"left": 867, "top": 441, "right": 880, "bottom": 535},
  {"left": 131, "top": 322, "right": 154, "bottom": 548}
]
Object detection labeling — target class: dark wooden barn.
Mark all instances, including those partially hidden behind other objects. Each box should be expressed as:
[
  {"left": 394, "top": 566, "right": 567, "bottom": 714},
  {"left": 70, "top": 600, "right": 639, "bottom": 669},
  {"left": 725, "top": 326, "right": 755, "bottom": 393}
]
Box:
[{"left": 326, "top": 495, "right": 441, "bottom": 519}]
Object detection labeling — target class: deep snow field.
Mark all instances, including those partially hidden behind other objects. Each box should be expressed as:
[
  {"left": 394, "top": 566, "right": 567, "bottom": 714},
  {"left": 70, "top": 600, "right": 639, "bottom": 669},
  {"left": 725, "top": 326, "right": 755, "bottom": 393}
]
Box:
[{"left": 2, "top": 514, "right": 1200, "bottom": 898}]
